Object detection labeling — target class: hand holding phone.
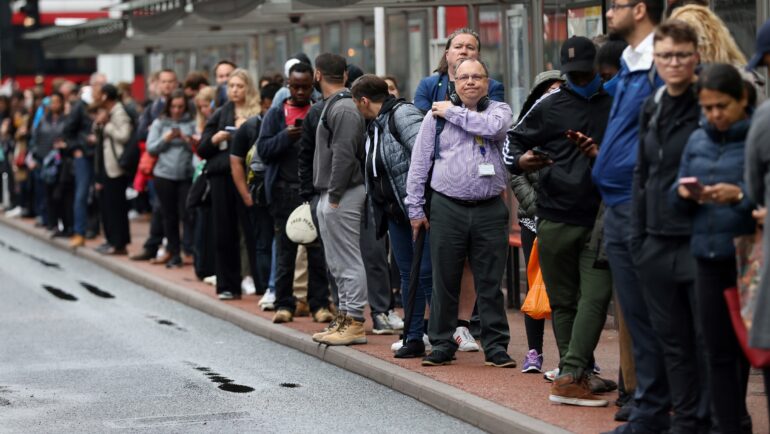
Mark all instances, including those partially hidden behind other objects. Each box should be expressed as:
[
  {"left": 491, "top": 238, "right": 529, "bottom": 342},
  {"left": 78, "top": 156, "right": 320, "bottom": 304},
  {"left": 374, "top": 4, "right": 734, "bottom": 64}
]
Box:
[
  {"left": 679, "top": 177, "right": 703, "bottom": 200},
  {"left": 531, "top": 146, "right": 550, "bottom": 159},
  {"left": 294, "top": 118, "right": 304, "bottom": 128}
]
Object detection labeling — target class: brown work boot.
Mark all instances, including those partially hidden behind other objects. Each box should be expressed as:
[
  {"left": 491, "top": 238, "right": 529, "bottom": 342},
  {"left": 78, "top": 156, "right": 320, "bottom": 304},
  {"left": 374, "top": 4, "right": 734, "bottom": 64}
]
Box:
[
  {"left": 272, "top": 308, "right": 294, "bottom": 324},
  {"left": 319, "top": 317, "right": 367, "bottom": 346},
  {"left": 69, "top": 234, "right": 85, "bottom": 248},
  {"left": 312, "top": 307, "right": 334, "bottom": 323},
  {"left": 312, "top": 313, "right": 345, "bottom": 342},
  {"left": 150, "top": 251, "right": 172, "bottom": 265},
  {"left": 294, "top": 297, "right": 310, "bottom": 317},
  {"left": 549, "top": 372, "right": 609, "bottom": 407}
]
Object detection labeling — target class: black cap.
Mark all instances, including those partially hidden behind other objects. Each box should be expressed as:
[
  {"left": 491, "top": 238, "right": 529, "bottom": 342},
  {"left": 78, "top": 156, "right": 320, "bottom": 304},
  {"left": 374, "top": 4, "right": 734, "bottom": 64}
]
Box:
[{"left": 560, "top": 36, "right": 597, "bottom": 73}]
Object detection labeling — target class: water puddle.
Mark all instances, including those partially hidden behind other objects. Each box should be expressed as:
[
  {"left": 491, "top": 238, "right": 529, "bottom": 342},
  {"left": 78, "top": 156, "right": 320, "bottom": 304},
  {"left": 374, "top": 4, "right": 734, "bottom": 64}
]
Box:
[
  {"left": 279, "top": 383, "right": 300, "bottom": 388},
  {"left": 42, "top": 285, "right": 77, "bottom": 301},
  {"left": 80, "top": 282, "right": 115, "bottom": 299},
  {"left": 5, "top": 244, "right": 62, "bottom": 269}
]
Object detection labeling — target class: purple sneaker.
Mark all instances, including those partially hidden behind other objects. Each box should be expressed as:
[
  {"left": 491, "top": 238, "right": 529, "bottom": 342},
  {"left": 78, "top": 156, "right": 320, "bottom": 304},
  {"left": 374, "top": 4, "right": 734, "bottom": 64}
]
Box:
[{"left": 521, "top": 349, "right": 543, "bottom": 373}]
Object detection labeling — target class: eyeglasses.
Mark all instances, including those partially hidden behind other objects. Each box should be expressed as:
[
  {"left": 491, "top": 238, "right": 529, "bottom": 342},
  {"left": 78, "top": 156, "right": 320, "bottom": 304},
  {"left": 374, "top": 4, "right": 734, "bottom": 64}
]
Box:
[
  {"left": 653, "top": 51, "right": 696, "bottom": 63},
  {"left": 456, "top": 74, "right": 488, "bottom": 83},
  {"left": 608, "top": 2, "right": 638, "bottom": 10}
]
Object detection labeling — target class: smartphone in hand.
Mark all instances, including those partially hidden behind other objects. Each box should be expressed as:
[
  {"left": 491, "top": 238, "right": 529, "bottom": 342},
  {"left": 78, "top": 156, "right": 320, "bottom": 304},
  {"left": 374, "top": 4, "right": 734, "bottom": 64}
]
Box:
[
  {"left": 294, "top": 118, "right": 303, "bottom": 128},
  {"left": 679, "top": 177, "right": 703, "bottom": 198},
  {"left": 532, "top": 146, "right": 551, "bottom": 159}
]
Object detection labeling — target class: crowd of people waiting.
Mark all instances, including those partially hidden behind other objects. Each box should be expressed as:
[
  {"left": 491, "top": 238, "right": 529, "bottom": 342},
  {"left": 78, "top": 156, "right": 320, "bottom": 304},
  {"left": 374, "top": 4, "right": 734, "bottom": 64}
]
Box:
[{"left": 3, "top": 0, "right": 770, "bottom": 432}]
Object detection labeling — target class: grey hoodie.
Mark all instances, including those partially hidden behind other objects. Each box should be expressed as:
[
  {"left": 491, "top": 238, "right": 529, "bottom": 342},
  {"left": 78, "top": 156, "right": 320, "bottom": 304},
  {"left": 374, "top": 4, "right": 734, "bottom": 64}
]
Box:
[
  {"left": 146, "top": 114, "right": 196, "bottom": 181},
  {"left": 313, "top": 89, "right": 365, "bottom": 204}
]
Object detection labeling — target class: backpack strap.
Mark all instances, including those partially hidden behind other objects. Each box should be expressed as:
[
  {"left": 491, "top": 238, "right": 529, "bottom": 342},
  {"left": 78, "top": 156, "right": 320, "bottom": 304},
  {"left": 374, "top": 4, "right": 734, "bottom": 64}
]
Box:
[{"left": 321, "top": 90, "right": 352, "bottom": 146}]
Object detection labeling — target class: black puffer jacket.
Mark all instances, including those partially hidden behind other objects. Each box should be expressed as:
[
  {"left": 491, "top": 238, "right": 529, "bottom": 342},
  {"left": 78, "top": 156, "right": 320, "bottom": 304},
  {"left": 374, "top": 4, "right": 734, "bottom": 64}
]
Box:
[{"left": 510, "top": 172, "right": 538, "bottom": 219}]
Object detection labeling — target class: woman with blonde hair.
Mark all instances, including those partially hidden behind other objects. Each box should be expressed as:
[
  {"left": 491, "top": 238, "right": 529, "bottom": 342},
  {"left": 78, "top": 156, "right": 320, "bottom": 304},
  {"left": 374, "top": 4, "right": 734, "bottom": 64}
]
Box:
[
  {"left": 194, "top": 85, "right": 216, "bottom": 133},
  {"left": 198, "top": 67, "right": 262, "bottom": 300},
  {"left": 669, "top": 5, "right": 747, "bottom": 67}
]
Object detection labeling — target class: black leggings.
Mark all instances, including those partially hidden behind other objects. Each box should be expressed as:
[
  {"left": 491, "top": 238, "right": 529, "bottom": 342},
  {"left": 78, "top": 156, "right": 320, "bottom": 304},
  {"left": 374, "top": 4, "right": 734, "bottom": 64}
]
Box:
[
  {"left": 153, "top": 177, "right": 192, "bottom": 256},
  {"left": 521, "top": 224, "right": 544, "bottom": 354},
  {"left": 695, "top": 257, "right": 751, "bottom": 434}
]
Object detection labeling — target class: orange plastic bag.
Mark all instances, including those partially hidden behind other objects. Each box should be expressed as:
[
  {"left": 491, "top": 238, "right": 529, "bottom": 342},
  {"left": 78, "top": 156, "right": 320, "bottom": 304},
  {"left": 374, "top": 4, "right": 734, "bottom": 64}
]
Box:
[{"left": 521, "top": 238, "right": 551, "bottom": 320}]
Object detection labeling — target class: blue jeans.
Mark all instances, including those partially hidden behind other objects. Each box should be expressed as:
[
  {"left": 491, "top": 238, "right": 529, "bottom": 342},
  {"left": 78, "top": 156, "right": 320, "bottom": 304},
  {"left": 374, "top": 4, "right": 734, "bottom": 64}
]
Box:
[
  {"left": 604, "top": 202, "right": 671, "bottom": 433},
  {"left": 388, "top": 219, "right": 432, "bottom": 341},
  {"left": 73, "top": 156, "right": 93, "bottom": 236},
  {"left": 32, "top": 166, "right": 48, "bottom": 226}
]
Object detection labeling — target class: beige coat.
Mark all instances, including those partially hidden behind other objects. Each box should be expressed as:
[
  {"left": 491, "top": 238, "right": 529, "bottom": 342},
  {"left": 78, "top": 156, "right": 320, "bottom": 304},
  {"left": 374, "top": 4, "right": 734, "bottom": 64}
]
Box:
[{"left": 101, "top": 103, "right": 132, "bottom": 179}]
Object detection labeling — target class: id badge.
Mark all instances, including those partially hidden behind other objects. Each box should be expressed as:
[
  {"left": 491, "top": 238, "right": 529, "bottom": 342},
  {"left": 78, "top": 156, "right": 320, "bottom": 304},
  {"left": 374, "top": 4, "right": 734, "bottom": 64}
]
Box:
[{"left": 478, "top": 163, "right": 496, "bottom": 177}]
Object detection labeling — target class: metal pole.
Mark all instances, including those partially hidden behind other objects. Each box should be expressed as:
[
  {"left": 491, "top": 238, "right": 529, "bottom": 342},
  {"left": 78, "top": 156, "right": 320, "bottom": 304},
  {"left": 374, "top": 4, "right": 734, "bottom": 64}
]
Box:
[
  {"left": 374, "top": 7, "right": 386, "bottom": 76},
  {"left": 2, "top": 172, "right": 10, "bottom": 210}
]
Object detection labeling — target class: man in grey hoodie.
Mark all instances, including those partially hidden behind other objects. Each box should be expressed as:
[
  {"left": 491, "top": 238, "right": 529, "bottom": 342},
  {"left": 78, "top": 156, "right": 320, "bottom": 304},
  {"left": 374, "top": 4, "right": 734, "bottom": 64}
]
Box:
[{"left": 311, "top": 53, "right": 368, "bottom": 346}]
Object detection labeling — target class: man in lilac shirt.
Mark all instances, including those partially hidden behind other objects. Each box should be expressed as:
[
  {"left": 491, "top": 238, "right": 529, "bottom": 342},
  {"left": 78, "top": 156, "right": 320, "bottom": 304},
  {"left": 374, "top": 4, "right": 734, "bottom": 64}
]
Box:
[{"left": 406, "top": 59, "right": 515, "bottom": 368}]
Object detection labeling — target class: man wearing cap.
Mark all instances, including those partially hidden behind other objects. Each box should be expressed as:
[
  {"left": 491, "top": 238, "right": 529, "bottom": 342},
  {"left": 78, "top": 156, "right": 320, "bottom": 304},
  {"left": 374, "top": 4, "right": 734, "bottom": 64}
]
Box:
[
  {"left": 505, "top": 36, "right": 613, "bottom": 407},
  {"left": 748, "top": 19, "right": 770, "bottom": 72}
]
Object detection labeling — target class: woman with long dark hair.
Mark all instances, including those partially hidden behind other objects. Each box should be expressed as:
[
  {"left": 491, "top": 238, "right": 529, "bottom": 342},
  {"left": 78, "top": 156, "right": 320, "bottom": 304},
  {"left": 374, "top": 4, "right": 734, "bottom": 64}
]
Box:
[
  {"left": 146, "top": 89, "right": 196, "bottom": 268},
  {"left": 675, "top": 63, "right": 755, "bottom": 433}
]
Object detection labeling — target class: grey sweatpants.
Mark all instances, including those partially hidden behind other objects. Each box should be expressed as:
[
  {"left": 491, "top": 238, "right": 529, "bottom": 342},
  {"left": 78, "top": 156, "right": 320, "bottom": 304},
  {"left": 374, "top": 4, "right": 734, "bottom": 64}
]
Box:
[{"left": 317, "top": 185, "right": 368, "bottom": 320}]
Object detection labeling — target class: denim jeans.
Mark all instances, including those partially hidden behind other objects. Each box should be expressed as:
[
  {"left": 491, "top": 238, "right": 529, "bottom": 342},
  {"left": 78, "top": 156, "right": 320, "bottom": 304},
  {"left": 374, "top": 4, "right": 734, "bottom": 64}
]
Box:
[
  {"left": 388, "top": 219, "right": 432, "bottom": 341},
  {"left": 32, "top": 166, "right": 48, "bottom": 226},
  {"left": 73, "top": 156, "right": 93, "bottom": 236},
  {"left": 604, "top": 202, "right": 671, "bottom": 433}
]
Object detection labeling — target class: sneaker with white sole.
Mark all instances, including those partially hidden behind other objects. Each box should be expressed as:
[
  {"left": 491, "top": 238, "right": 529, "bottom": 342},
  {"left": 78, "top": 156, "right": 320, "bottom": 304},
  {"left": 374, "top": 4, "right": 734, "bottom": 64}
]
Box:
[
  {"left": 544, "top": 367, "right": 560, "bottom": 382},
  {"left": 549, "top": 373, "right": 609, "bottom": 407},
  {"left": 241, "top": 276, "right": 256, "bottom": 295},
  {"left": 203, "top": 275, "right": 217, "bottom": 286},
  {"left": 258, "top": 289, "right": 276, "bottom": 311},
  {"left": 372, "top": 312, "right": 397, "bottom": 335},
  {"left": 387, "top": 310, "right": 404, "bottom": 330},
  {"left": 522, "top": 349, "right": 544, "bottom": 373},
  {"left": 453, "top": 326, "right": 480, "bottom": 352},
  {"left": 391, "top": 334, "right": 431, "bottom": 353}
]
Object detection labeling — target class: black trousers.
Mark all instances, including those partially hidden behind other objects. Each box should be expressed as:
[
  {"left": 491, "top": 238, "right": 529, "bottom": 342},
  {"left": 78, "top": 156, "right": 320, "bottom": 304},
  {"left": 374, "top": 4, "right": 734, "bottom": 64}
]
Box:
[
  {"left": 153, "top": 177, "right": 192, "bottom": 256},
  {"left": 520, "top": 223, "right": 545, "bottom": 354},
  {"left": 143, "top": 181, "right": 165, "bottom": 254},
  {"left": 209, "top": 174, "right": 258, "bottom": 295},
  {"left": 428, "top": 193, "right": 510, "bottom": 357},
  {"left": 253, "top": 204, "right": 274, "bottom": 292},
  {"left": 695, "top": 257, "right": 751, "bottom": 434},
  {"left": 269, "top": 184, "right": 328, "bottom": 313},
  {"left": 45, "top": 182, "right": 73, "bottom": 233},
  {"left": 98, "top": 175, "right": 130, "bottom": 249},
  {"left": 637, "top": 236, "right": 710, "bottom": 432}
]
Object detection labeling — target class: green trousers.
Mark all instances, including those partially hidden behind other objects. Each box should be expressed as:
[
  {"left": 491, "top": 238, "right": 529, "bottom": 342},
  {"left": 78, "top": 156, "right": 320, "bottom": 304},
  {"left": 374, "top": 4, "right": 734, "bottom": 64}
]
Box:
[{"left": 537, "top": 219, "right": 612, "bottom": 377}]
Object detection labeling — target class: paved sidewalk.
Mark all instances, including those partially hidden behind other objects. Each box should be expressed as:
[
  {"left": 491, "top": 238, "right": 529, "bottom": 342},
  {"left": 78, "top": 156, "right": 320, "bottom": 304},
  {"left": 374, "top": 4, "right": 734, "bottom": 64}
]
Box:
[{"left": 2, "top": 212, "right": 767, "bottom": 433}]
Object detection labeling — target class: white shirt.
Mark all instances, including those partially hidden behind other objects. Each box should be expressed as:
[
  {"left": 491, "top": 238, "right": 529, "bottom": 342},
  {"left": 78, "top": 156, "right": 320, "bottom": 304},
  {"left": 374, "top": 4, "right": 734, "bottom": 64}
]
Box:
[{"left": 622, "top": 31, "right": 655, "bottom": 72}]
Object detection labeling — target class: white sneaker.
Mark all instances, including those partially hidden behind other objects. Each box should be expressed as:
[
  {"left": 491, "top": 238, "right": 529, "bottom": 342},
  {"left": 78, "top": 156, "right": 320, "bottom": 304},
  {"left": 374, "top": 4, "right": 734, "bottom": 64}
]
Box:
[
  {"left": 259, "top": 289, "right": 276, "bottom": 311},
  {"left": 127, "top": 209, "right": 140, "bottom": 220},
  {"left": 453, "top": 326, "right": 480, "bottom": 352},
  {"left": 203, "top": 275, "right": 217, "bottom": 286},
  {"left": 387, "top": 310, "right": 404, "bottom": 330},
  {"left": 544, "top": 367, "right": 560, "bottom": 382},
  {"left": 5, "top": 206, "right": 22, "bottom": 218},
  {"left": 241, "top": 276, "right": 256, "bottom": 295},
  {"left": 391, "top": 334, "right": 431, "bottom": 352}
]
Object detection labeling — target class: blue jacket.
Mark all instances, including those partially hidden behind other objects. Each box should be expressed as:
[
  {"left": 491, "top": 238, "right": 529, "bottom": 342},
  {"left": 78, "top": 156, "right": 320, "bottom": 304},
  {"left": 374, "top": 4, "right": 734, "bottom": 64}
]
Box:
[
  {"left": 672, "top": 118, "right": 755, "bottom": 260},
  {"left": 592, "top": 61, "right": 663, "bottom": 206},
  {"left": 413, "top": 73, "right": 505, "bottom": 112}
]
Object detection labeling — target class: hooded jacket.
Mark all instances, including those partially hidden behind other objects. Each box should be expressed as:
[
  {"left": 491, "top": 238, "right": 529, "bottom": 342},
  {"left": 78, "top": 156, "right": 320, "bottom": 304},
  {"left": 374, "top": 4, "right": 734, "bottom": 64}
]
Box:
[
  {"left": 505, "top": 84, "right": 612, "bottom": 227},
  {"left": 364, "top": 97, "right": 423, "bottom": 233},
  {"left": 145, "top": 113, "right": 196, "bottom": 181},
  {"left": 672, "top": 118, "right": 755, "bottom": 259}
]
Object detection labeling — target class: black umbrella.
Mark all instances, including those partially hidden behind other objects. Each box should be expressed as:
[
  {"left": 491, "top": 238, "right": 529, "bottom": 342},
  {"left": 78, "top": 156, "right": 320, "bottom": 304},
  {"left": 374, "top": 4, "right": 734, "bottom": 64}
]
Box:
[{"left": 401, "top": 226, "right": 426, "bottom": 344}]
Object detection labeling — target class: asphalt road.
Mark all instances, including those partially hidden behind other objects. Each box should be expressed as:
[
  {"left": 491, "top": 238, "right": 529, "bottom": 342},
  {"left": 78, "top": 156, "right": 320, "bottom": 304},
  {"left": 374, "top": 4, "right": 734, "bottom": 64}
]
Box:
[{"left": 0, "top": 224, "right": 480, "bottom": 434}]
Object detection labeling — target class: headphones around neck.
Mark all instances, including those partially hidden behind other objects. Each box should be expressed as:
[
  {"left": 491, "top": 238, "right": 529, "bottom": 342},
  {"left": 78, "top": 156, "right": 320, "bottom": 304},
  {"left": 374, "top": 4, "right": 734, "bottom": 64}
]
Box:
[{"left": 448, "top": 85, "right": 490, "bottom": 111}]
